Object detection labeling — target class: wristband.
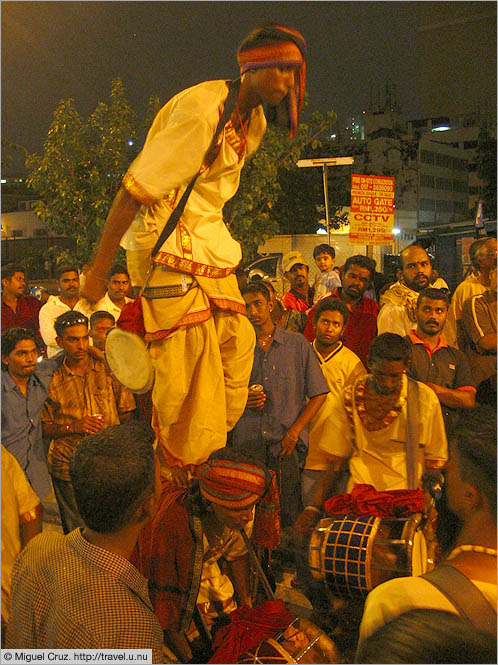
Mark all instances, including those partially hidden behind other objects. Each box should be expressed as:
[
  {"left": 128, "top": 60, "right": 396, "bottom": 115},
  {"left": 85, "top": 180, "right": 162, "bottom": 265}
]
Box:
[{"left": 304, "top": 505, "right": 321, "bottom": 515}]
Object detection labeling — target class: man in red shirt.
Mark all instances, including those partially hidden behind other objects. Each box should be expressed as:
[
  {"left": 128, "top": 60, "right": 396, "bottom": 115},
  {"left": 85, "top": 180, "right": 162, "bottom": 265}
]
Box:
[
  {"left": 281, "top": 250, "right": 314, "bottom": 312},
  {"left": 303, "top": 255, "right": 378, "bottom": 367},
  {"left": 1, "top": 264, "right": 42, "bottom": 335}
]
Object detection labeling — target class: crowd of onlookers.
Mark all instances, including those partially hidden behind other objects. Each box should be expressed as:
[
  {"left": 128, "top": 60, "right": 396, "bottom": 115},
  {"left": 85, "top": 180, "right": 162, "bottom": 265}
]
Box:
[{"left": 1, "top": 236, "right": 496, "bottom": 662}]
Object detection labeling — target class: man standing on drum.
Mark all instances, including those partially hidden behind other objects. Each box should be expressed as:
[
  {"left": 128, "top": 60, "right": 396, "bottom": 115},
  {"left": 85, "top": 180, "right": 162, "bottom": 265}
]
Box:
[
  {"left": 295, "top": 333, "right": 448, "bottom": 535},
  {"left": 81, "top": 24, "right": 307, "bottom": 482}
]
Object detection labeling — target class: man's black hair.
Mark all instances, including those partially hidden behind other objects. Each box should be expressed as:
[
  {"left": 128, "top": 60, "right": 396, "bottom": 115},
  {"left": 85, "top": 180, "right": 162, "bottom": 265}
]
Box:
[
  {"left": 314, "top": 297, "right": 349, "bottom": 325},
  {"left": 368, "top": 333, "right": 412, "bottom": 365},
  {"left": 70, "top": 423, "right": 156, "bottom": 533},
  {"left": 454, "top": 404, "right": 496, "bottom": 519},
  {"left": 313, "top": 244, "right": 335, "bottom": 259},
  {"left": 242, "top": 281, "right": 271, "bottom": 301},
  {"left": 1, "top": 327, "right": 38, "bottom": 365},
  {"left": 56, "top": 264, "right": 80, "bottom": 281},
  {"left": 90, "top": 310, "right": 116, "bottom": 328},
  {"left": 342, "top": 255, "right": 376, "bottom": 281},
  {"left": 1, "top": 263, "right": 25, "bottom": 282},
  {"left": 417, "top": 287, "right": 450, "bottom": 309},
  {"left": 109, "top": 264, "right": 129, "bottom": 279},
  {"left": 54, "top": 310, "right": 89, "bottom": 337}
]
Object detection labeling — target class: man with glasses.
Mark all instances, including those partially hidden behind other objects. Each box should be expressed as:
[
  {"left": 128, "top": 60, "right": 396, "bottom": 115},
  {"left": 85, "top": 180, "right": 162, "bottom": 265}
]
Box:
[
  {"left": 41, "top": 311, "right": 135, "bottom": 533},
  {"left": 445, "top": 237, "right": 497, "bottom": 348}
]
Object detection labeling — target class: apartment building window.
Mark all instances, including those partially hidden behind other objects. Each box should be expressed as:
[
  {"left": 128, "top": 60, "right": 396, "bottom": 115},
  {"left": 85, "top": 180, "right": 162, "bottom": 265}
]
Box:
[
  {"left": 436, "top": 200, "right": 453, "bottom": 213},
  {"left": 452, "top": 180, "right": 468, "bottom": 193},
  {"left": 11, "top": 229, "right": 23, "bottom": 237},
  {"left": 435, "top": 177, "right": 453, "bottom": 191},
  {"left": 453, "top": 201, "right": 467, "bottom": 215},
  {"left": 463, "top": 140, "right": 478, "bottom": 150},
  {"left": 421, "top": 150, "right": 435, "bottom": 164}
]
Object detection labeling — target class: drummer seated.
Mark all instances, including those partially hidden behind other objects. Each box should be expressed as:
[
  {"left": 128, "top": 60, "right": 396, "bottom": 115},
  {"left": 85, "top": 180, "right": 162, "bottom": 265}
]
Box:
[
  {"left": 89, "top": 310, "right": 116, "bottom": 357},
  {"left": 132, "top": 448, "right": 280, "bottom": 663},
  {"left": 357, "top": 405, "right": 497, "bottom": 652},
  {"left": 5, "top": 423, "right": 165, "bottom": 662},
  {"left": 41, "top": 310, "right": 136, "bottom": 534},
  {"left": 295, "top": 334, "right": 448, "bottom": 537}
]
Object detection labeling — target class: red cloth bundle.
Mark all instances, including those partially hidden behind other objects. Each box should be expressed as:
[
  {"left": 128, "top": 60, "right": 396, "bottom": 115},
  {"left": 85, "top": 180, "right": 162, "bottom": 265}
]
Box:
[
  {"left": 116, "top": 296, "right": 146, "bottom": 337},
  {"left": 209, "top": 599, "right": 294, "bottom": 664},
  {"left": 324, "top": 484, "right": 424, "bottom": 518}
]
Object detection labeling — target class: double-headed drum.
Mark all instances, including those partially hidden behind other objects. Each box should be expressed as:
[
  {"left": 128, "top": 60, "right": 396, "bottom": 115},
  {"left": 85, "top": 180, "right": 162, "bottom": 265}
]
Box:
[
  {"left": 309, "top": 513, "right": 427, "bottom": 597},
  {"left": 237, "top": 617, "right": 339, "bottom": 664}
]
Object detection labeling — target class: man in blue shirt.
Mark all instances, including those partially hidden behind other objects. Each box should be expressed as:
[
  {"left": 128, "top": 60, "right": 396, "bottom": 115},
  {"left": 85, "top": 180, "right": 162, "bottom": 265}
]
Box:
[
  {"left": 231, "top": 282, "right": 328, "bottom": 526},
  {"left": 1, "top": 327, "right": 62, "bottom": 501}
]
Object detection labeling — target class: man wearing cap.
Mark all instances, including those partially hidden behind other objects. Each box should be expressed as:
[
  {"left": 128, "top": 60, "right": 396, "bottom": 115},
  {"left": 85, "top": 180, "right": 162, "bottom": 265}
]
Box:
[
  {"left": 133, "top": 447, "right": 280, "bottom": 662},
  {"left": 82, "top": 24, "right": 307, "bottom": 480},
  {"left": 281, "top": 250, "right": 314, "bottom": 312}
]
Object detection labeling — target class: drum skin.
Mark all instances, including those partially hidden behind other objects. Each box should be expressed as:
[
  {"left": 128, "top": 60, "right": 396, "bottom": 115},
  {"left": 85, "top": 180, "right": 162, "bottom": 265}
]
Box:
[
  {"left": 105, "top": 328, "right": 155, "bottom": 393},
  {"left": 237, "top": 617, "right": 339, "bottom": 664},
  {"left": 309, "top": 514, "right": 427, "bottom": 598}
]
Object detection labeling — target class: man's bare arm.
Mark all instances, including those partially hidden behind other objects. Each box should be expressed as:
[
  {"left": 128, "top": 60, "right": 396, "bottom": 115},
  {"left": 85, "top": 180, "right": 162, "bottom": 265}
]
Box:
[
  {"left": 425, "top": 382, "right": 476, "bottom": 409},
  {"left": 82, "top": 186, "right": 141, "bottom": 303},
  {"left": 280, "top": 393, "right": 327, "bottom": 456}
]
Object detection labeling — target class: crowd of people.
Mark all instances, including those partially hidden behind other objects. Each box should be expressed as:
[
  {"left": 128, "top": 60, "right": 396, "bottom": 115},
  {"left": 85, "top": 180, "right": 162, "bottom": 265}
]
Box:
[{"left": 1, "top": 20, "right": 496, "bottom": 665}]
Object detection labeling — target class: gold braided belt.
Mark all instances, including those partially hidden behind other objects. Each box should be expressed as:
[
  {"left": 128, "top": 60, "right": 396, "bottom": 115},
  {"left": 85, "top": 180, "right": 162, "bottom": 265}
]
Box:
[{"left": 142, "top": 279, "right": 198, "bottom": 299}]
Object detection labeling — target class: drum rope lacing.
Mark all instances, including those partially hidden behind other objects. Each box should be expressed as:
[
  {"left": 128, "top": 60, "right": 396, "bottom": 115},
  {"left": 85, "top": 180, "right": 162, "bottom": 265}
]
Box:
[{"left": 447, "top": 544, "right": 498, "bottom": 559}]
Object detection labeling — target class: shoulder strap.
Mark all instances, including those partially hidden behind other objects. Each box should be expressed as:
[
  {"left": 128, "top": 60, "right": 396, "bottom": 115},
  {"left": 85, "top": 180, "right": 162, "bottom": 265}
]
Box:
[
  {"left": 150, "top": 77, "right": 242, "bottom": 260},
  {"left": 405, "top": 377, "right": 420, "bottom": 489},
  {"left": 422, "top": 564, "right": 497, "bottom": 636}
]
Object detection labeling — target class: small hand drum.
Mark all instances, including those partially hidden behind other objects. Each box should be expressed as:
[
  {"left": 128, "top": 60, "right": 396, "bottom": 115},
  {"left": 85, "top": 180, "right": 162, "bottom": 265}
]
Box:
[
  {"left": 309, "top": 513, "right": 427, "bottom": 598},
  {"left": 237, "top": 617, "right": 339, "bottom": 664},
  {"left": 105, "top": 328, "right": 155, "bottom": 394}
]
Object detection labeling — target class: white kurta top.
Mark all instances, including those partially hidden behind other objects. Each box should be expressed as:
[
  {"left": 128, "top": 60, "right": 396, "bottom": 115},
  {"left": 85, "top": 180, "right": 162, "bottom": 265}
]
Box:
[
  {"left": 318, "top": 374, "right": 448, "bottom": 491},
  {"left": 121, "top": 80, "right": 267, "bottom": 276}
]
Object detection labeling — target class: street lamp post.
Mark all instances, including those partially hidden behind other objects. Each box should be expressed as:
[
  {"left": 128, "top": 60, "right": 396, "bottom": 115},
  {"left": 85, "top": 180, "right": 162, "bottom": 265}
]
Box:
[{"left": 297, "top": 157, "right": 354, "bottom": 246}]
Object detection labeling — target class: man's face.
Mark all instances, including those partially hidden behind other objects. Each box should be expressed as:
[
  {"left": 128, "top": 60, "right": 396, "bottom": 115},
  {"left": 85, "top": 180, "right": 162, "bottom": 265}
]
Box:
[
  {"left": 58, "top": 271, "right": 80, "bottom": 299},
  {"left": 212, "top": 502, "right": 255, "bottom": 530},
  {"left": 249, "top": 66, "right": 296, "bottom": 107},
  {"left": 401, "top": 248, "right": 431, "bottom": 292},
  {"left": 315, "top": 252, "right": 334, "bottom": 274},
  {"left": 315, "top": 310, "right": 345, "bottom": 348},
  {"left": 2, "top": 271, "right": 26, "bottom": 299},
  {"left": 2, "top": 339, "right": 38, "bottom": 379},
  {"left": 57, "top": 324, "right": 89, "bottom": 362},
  {"left": 342, "top": 265, "right": 371, "bottom": 300},
  {"left": 416, "top": 297, "right": 448, "bottom": 336},
  {"left": 369, "top": 358, "right": 408, "bottom": 396},
  {"left": 285, "top": 263, "right": 308, "bottom": 291},
  {"left": 90, "top": 317, "right": 114, "bottom": 350},
  {"left": 476, "top": 238, "right": 497, "bottom": 273},
  {"left": 244, "top": 291, "right": 272, "bottom": 328},
  {"left": 107, "top": 273, "right": 130, "bottom": 303}
]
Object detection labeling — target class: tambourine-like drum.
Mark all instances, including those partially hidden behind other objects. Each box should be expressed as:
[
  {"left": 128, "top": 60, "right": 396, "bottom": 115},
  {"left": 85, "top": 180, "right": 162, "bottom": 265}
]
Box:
[
  {"left": 309, "top": 513, "right": 427, "bottom": 597},
  {"left": 237, "top": 617, "right": 339, "bottom": 664},
  {"left": 105, "top": 328, "right": 155, "bottom": 394}
]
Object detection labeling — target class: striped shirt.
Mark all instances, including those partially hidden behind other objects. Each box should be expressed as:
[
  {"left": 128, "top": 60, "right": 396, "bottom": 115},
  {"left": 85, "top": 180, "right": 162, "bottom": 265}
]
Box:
[
  {"left": 41, "top": 357, "right": 135, "bottom": 480},
  {"left": 5, "top": 529, "right": 165, "bottom": 662}
]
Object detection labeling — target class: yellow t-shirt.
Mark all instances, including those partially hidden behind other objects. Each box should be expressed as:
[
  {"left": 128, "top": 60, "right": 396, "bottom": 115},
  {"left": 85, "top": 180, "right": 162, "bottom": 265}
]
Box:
[{"left": 1, "top": 446, "right": 41, "bottom": 622}]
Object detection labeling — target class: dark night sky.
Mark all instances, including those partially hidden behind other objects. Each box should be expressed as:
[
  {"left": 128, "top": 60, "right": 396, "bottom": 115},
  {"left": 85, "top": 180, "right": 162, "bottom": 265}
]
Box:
[{"left": 2, "top": 1, "right": 420, "bottom": 161}]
